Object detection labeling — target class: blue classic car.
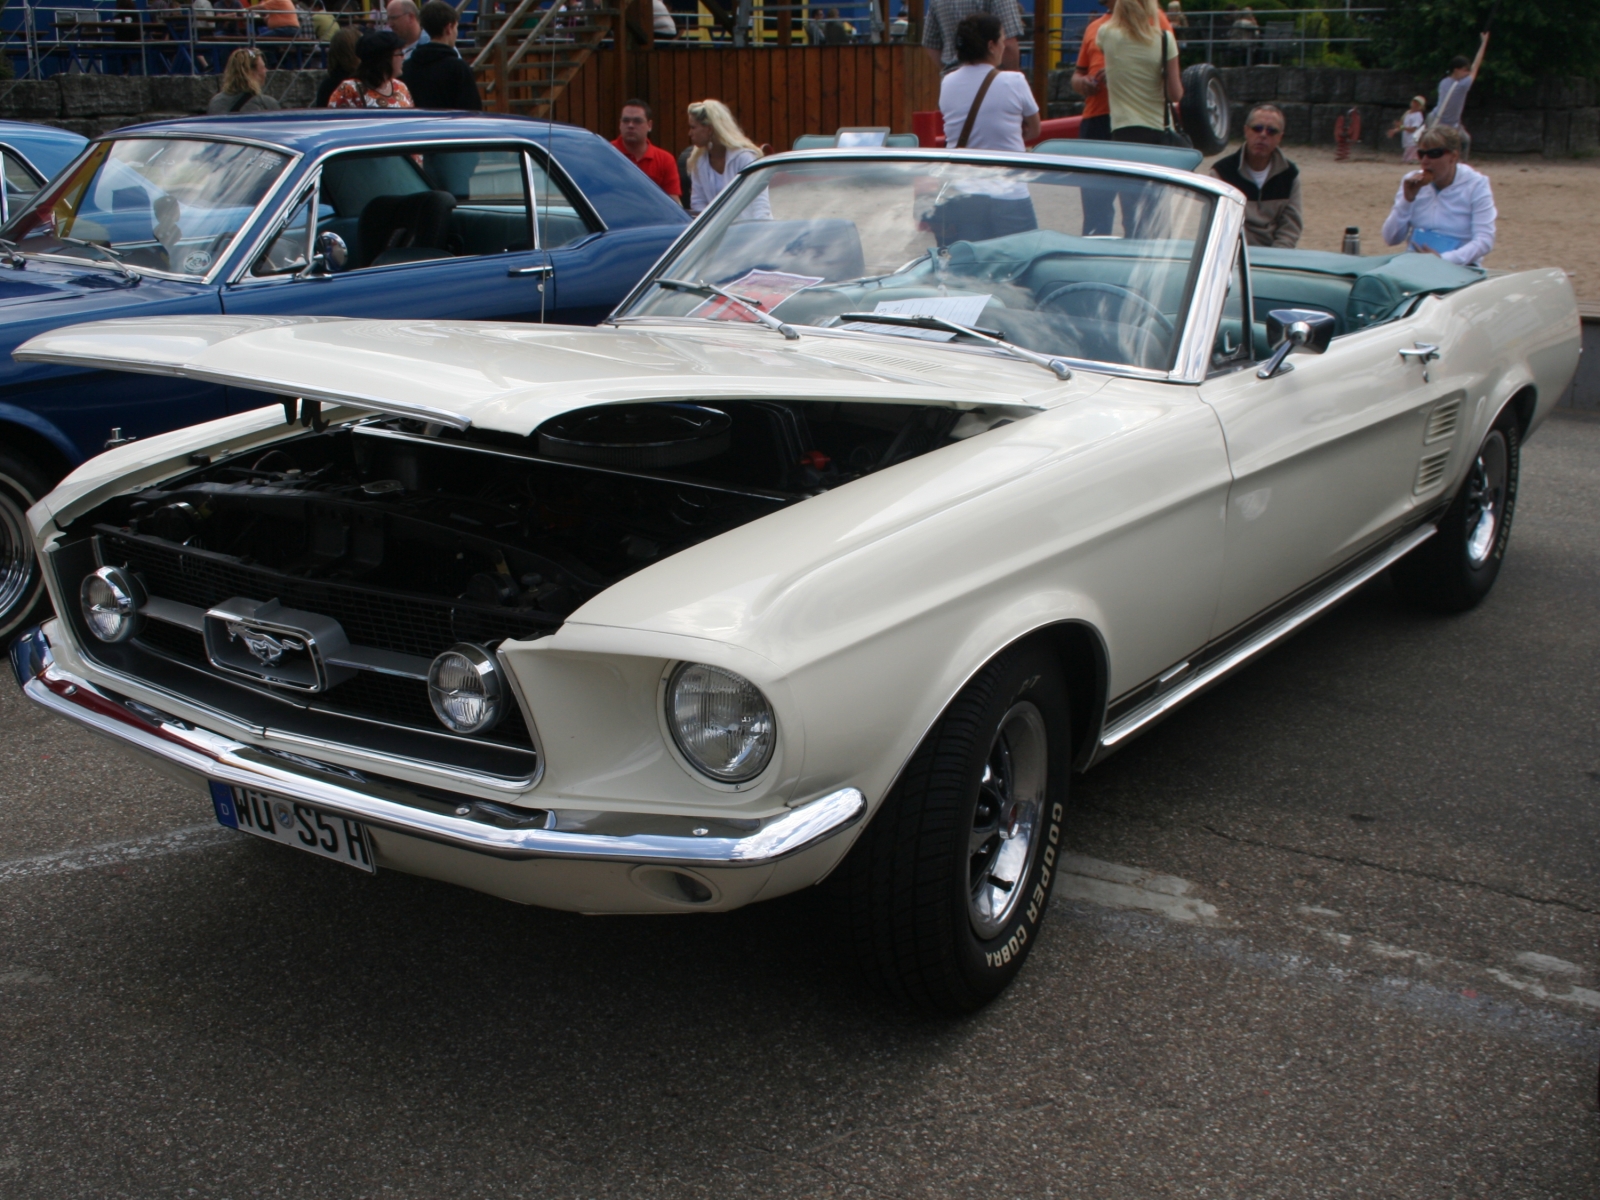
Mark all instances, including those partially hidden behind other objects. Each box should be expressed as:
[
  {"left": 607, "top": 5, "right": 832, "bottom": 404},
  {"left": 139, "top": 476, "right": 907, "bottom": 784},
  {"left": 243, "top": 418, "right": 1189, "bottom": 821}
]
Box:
[
  {"left": 0, "top": 121, "right": 89, "bottom": 224},
  {"left": 0, "top": 110, "right": 691, "bottom": 636}
]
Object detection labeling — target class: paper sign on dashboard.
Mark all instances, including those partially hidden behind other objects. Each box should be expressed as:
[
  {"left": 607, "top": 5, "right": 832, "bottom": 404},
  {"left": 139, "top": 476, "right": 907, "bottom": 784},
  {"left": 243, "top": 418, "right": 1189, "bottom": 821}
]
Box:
[{"left": 689, "top": 270, "right": 823, "bottom": 322}]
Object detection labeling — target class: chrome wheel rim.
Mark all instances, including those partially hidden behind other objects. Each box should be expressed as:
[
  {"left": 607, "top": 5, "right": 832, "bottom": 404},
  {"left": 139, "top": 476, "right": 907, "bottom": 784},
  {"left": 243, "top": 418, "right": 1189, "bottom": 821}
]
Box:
[
  {"left": 1205, "top": 78, "right": 1230, "bottom": 143},
  {"left": 1464, "top": 431, "right": 1508, "bottom": 567},
  {"left": 0, "top": 479, "right": 39, "bottom": 631},
  {"left": 968, "top": 701, "right": 1048, "bottom": 940}
]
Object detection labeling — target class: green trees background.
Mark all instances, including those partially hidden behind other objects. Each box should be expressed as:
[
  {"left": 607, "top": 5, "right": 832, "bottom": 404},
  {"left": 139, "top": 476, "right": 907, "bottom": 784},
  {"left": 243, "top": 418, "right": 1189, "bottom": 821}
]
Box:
[{"left": 1170, "top": 1, "right": 1600, "bottom": 88}]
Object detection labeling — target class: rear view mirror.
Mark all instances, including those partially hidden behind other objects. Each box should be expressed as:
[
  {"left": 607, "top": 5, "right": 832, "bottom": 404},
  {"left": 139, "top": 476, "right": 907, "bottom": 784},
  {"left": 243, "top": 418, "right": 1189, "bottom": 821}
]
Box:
[{"left": 1258, "top": 308, "right": 1337, "bottom": 379}]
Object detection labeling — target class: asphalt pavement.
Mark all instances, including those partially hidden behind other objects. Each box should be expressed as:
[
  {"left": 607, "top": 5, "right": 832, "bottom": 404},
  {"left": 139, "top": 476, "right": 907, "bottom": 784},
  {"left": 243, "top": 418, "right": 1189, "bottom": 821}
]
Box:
[{"left": 3, "top": 413, "right": 1597, "bottom": 1199}]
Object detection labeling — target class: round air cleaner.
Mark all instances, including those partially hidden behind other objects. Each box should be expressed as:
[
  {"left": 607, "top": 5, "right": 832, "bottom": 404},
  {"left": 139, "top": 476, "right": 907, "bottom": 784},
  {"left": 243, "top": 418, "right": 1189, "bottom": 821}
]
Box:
[{"left": 537, "top": 404, "right": 732, "bottom": 469}]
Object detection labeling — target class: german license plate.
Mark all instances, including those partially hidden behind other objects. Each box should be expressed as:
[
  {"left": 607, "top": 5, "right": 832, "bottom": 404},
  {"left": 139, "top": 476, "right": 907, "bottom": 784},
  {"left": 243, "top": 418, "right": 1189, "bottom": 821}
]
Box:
[{"left": 209, "top": 783, "right": 376, "bottom": 873}]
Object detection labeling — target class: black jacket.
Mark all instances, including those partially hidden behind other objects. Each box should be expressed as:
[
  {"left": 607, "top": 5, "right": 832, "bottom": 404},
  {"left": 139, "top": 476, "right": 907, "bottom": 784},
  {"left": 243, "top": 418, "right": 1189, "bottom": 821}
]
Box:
[{"left": 401, "top": 42, "right": 483, "bottom": 111}]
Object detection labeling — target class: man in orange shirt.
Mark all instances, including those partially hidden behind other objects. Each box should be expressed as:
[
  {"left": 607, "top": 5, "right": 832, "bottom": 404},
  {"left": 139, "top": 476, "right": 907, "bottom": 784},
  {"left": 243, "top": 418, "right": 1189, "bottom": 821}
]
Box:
[
  {"left": 1071, "top": 0, "right": 1171, "bottom": 233},
  {"left": 256, "top": 0, "right": 303, "bottom": 35}
]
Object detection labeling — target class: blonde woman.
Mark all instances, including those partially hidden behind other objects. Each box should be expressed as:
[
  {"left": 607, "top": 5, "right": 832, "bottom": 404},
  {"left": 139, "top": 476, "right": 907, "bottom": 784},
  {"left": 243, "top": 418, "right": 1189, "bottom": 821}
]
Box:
[
  {"left": 208, "top": 49, "right": 281, "bottom": 115},
  {"left": 1096, "top": 0, "right": 1181, "bottom": 144},
  {"left": 686, "top": 100, "right": 770, "bottom": 219}
]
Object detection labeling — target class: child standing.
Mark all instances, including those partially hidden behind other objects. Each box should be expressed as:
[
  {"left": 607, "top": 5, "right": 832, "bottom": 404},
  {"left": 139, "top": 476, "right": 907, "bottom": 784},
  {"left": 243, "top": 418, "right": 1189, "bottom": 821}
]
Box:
[{"left": 1388, "top": 95, "right": 1426, "bottom": 162}]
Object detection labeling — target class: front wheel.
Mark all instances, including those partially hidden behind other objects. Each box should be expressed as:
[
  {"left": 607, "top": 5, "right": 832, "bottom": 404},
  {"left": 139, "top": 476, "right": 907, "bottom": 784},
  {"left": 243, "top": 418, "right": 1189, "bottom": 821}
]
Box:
[
  {"left": 1390, "top": 410, "right": 1520, "bottom": 612},
  {"left": 830, "top": 643, "right": 1072, "bottom": 1014},
  {"left": 0, "top": 448, "right": 54, "bottom": 642}
]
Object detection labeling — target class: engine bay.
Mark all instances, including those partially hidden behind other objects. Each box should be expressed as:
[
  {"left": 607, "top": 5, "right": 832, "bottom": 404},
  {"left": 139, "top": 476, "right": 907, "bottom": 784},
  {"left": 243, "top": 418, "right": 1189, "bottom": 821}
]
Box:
[{"left": 70, "top": 399, "right": 1010, "bottom": 621}]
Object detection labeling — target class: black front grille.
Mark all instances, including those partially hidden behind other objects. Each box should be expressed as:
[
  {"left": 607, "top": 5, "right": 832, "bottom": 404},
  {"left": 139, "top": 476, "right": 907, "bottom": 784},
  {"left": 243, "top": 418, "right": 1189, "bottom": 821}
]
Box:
[
  {"left": 100, "top": 529, "right": 543, "bottom": 754},
  {"left": 102, "top": 529, "right": 554, "bottom": 658}
]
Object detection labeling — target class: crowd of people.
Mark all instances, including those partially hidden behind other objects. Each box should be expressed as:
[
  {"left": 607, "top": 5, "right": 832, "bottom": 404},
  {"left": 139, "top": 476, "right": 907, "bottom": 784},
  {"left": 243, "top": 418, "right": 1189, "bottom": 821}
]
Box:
[{"left": 200, "top": 0, "right": 1498, "bottom": 267}]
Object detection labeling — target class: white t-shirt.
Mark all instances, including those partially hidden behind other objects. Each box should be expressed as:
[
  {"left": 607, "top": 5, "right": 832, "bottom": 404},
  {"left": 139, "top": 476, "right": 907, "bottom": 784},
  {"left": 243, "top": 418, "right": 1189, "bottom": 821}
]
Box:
[
  {"left": 1401, "top": 109, "right": 1424, "bottom": 149},
  {"left": 689, "top": 147, "right": 772, "bottom": 219},
  {"left": 939, "top": 64, "right": 1038, "bottom": 154},
  {"left": 1241, "top": 161, "right": 1270, "bottom": 190}
]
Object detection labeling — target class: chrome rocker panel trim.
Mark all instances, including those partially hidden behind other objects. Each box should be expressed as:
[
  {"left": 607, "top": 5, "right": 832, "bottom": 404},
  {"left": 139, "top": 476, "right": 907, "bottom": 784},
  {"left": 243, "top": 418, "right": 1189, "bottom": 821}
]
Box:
[
  {"left": 1091, "top": 522, "right": 1437, "bottom": 763},
  {"left": 10, "top": 627, "right": 866, "bottom": 868}
]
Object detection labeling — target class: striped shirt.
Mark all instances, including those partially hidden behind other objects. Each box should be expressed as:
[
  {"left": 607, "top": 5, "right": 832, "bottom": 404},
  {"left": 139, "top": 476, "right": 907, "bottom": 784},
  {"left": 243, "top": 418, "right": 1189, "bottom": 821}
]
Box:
[{"left": 922, "top": 0, "right": 1025, "bottom": 69}]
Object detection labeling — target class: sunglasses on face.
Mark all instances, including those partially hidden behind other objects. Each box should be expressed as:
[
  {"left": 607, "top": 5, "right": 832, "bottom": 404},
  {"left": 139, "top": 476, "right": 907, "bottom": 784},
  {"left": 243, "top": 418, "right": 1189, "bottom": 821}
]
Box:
[
  {"left": 1417, "top": 147, "right": 1452, "bottom": 159},
  {"left": 1248, "top": 124, "right": 1282, "bottom": 135}
]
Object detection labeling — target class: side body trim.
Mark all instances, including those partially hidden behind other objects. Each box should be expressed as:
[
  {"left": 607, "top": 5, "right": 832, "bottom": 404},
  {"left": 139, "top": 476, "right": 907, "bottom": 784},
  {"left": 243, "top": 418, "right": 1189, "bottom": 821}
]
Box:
[{"left": 1091, "top": 522, "right": 1436, "bottom": 763}]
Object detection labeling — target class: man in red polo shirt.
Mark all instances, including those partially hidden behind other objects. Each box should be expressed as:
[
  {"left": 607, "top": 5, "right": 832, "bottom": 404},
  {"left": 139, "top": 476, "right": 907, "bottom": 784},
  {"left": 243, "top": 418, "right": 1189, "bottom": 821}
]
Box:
[{"left": 613, "top": 99, "right": 681, "bottom": 203}]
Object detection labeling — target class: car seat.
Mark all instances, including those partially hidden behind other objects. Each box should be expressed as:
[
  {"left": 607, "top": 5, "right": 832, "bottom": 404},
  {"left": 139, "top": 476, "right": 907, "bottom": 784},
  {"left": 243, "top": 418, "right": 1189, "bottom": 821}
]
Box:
[{"left": 357, "top": 190, "right": 458, "bottom": 268}]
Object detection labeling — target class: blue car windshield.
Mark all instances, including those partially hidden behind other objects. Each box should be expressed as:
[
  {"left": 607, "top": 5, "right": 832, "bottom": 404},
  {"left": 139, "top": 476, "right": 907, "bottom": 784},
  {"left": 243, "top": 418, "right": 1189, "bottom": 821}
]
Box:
[
  {"left": 619, "top": 157, "right": 1215, "bottom": 372},
  {"left": 2, "top": 137, "right": 290, "bottom": 278}
]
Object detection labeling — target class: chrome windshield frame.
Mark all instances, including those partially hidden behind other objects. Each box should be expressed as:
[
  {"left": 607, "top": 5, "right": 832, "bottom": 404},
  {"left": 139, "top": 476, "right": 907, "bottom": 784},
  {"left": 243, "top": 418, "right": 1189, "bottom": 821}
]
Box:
[
  {"left": 1, "top": 131, "right": 304, "bottom": 287},
  {"left": 611, "top": 147, "right": 1245, "bottom": 386}
]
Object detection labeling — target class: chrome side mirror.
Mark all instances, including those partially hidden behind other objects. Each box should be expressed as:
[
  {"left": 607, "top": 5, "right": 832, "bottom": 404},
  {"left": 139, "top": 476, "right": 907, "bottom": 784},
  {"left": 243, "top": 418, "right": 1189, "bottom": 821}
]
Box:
[
  {"left": 314, "top": 230, "right": 348, "bottom": 272},
  {"left": 299, "top": 231, "right": 348, "bottom": 278},
  {"left": 1257, "top": 308, "right": 1337, "bottom": 379}
]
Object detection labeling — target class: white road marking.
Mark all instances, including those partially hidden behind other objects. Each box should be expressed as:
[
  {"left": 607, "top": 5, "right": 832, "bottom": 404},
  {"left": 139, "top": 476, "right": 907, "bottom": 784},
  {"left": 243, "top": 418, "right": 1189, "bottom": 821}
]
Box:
[
  {"left": 0, "top": 823, "right": 234, "bottom": 885},
  {"left": 1486, "top": 969, "right": 1600, "bottom": 1013},
  {"left": 1513, "top": 951, "right": 1581, "bottom": 976},
  {"left": 0, "top": 967, "right": 54, "bottom": 985},
  {"left": 1055, "top": 854, "right": 1224, "bottom": 925}
]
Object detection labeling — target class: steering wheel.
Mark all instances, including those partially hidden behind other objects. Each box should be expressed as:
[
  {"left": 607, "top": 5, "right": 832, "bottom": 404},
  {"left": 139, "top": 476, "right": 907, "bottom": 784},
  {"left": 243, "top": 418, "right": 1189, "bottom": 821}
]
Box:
[{"left": 1035, "top": 281, "right": 1176, "bottom": 341}]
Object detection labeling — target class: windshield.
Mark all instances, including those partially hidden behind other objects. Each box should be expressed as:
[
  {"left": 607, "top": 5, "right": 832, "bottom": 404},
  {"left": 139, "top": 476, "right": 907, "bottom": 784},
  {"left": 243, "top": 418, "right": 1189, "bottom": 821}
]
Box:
[
  {"left": 619, "top": 157, "right": 1215, "bottom": 372},
  {"left": 1, "top": 138, "right": 290, "bottom": 278}
]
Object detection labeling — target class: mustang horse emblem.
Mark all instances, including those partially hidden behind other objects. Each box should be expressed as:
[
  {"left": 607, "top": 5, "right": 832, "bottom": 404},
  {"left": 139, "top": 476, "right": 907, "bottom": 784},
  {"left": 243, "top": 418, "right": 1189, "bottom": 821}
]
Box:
[{"left": 226, "top": 621, "right": 305, "bottom": 667}]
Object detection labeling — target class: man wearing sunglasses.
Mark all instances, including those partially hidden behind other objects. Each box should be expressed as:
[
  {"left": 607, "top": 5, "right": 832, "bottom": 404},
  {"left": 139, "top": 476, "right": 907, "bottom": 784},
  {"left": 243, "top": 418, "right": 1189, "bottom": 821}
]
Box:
[
  {"left": 1381, "top": 124, "right": 1496, "bottom": 266},
  {"left": 1209, "top": 102, "right": 1302, "bottom": 248}
]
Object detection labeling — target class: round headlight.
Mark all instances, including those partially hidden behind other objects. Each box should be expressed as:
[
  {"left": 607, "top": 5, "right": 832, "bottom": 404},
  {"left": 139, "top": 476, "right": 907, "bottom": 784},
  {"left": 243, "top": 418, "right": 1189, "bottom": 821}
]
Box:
[
  {"left": 427, "top": 643, "right": 504, "bottom": 734},
  {"left": 79, "top": 566, "right": 145, "bottom": 643},
  {"left": 666, "top": 662, "right": 775, "bottom": 783}
]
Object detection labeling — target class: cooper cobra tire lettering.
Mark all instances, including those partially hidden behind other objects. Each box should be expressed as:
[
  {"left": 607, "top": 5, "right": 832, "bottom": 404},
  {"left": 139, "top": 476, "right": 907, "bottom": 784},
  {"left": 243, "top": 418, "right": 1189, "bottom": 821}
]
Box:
[{"left": 831, "top": 640, "right": 1073, "bottom": 1013}]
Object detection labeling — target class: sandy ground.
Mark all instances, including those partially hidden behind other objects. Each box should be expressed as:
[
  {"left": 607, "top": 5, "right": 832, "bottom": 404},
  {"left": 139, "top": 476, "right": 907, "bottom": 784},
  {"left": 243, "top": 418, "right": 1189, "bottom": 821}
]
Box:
[{"left": 1205, "top": 144, "right": 1600, "bottom": 300}]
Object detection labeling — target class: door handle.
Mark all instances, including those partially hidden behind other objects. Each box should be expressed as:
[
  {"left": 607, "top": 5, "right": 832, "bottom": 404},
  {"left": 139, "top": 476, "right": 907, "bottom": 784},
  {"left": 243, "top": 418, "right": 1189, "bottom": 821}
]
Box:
[
  {"left": 1398, "top": 342, "right": 1440, "bottom": 381},
  {"left": 508, "top": 263, "right": 553, "bottom": 278}
]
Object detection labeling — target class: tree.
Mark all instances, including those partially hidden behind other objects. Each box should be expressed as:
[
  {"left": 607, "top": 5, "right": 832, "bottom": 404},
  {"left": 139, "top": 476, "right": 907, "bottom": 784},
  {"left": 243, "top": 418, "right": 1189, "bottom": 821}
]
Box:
[{"left": 1375, "top": 0, "right": 1600, "bottom": 94}]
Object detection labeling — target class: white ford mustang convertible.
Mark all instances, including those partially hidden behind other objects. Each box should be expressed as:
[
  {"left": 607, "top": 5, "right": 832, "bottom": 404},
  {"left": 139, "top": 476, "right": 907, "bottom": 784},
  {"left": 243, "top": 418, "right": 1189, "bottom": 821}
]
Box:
[{"left": 10, "top": 147, "right": 1580, "bottom": 1012}]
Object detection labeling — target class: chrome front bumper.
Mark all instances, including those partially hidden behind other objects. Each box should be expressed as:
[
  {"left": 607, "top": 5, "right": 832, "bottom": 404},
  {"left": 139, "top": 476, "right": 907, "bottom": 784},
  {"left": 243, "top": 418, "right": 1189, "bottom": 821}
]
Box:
[{"left": 9, "top": 625, "right": 866, "bottom": 869}]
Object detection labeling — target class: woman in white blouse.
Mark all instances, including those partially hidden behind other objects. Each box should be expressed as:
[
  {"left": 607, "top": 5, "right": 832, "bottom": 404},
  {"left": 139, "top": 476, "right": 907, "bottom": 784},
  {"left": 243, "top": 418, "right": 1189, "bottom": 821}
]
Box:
[
  {"left": 686, "top": 100, "right": 771, "bottom": 220},
  {"left": 1381, "top": 124, "right": 1496, "bottom": 267}
]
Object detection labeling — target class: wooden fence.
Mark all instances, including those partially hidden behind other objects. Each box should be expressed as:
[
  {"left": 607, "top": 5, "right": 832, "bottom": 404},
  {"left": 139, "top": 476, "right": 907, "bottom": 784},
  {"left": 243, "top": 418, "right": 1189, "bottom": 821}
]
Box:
[{"left": 542, "top": 44, "right": 941, "bottom": 158}]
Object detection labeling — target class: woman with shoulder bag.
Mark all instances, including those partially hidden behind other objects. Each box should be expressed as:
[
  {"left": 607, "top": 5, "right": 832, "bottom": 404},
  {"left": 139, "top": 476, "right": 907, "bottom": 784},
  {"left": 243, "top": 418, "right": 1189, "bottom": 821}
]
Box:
[
  {"left": 930, "top": 12, "right": 1041, "bottom": 247},
  {"left": 1097, "top": 0, "right": 1182, "bottom": 145}
]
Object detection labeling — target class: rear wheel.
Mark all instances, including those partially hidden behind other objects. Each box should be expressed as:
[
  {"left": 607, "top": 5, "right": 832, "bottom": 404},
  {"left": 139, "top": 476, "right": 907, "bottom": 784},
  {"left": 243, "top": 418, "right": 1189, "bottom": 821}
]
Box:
[
  {"left": 1181, "top": 63, "right": 1231, "bottom": 156},
  {"left": 1390, "top": 410, "right": 1520, "bottom": 612},
  {"left": 831, "top": 643, "right": 1071, "bottom": 1014},
  {"left": 0, "top": 448, "right": 53, "bottom": 642}
]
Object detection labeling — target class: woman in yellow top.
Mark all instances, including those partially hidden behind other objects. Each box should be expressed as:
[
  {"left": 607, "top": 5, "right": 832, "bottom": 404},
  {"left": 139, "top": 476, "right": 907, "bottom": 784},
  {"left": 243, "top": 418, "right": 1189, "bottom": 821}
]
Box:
[{"left": 1096, "top": 0, "right": 1182, "bottom": 145}]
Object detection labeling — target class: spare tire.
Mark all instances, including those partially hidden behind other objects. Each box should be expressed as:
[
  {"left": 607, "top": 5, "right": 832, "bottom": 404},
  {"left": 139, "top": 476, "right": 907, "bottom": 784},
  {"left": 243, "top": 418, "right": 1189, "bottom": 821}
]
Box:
[{"left": 1181, "top": 63, "right": 1230, "bottom": 156}]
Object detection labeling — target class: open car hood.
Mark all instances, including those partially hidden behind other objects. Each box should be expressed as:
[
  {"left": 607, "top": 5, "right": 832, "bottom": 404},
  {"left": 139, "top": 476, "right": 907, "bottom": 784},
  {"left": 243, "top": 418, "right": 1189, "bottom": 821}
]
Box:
[{"left": 15, "top": 315, "right": 1070, "bottom": 435}]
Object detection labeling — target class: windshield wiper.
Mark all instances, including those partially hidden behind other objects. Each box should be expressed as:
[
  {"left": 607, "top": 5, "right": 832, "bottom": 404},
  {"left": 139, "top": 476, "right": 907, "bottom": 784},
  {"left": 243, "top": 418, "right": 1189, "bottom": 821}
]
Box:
[
  {"left": 55, "top": 236, "right": 140, "bottom": 283},
  {"left": 654, "top": 277, "right": 800, "bottom": 340},
  {"left": 0, "top": 237, "right": 25, "bottom": 269},
  {"left": 835, "top": 312, "right": 1072, "bottom": 381}
]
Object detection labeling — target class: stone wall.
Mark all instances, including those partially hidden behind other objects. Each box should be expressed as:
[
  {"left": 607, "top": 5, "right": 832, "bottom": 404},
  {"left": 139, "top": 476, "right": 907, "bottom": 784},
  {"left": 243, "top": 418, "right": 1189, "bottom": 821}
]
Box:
[
  {"left": 1, "top": 71, "right": 323, "bottom": 137},
  {"left": 1046, "top": 67, "right": 1600, "bottom": 156}
]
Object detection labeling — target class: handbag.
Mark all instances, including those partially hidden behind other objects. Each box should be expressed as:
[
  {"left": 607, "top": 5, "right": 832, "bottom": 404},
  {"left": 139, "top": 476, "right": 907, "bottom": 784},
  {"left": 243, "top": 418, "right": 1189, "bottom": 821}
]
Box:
[
  {"left": 955, "top": 67, "right": 999, "bottom": 149},
  {"left": 1158, "top": 31, "right": 1193, "bottom": 149}
]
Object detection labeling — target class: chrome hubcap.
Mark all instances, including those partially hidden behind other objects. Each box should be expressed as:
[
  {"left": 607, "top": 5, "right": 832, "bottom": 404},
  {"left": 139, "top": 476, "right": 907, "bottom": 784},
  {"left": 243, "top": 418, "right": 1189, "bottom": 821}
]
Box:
[
  {"left": 0, "top": 482, "right": 39, "bottom": 628},
  {"left": 968, "top": 702, "right": 1048, "bottom": 940},
  {"left": 1206, "top": 78, "right": 1229, "bottom": 141},
  {"left": 1464, "top": 431, "right": 1507, "bottom": 566}
]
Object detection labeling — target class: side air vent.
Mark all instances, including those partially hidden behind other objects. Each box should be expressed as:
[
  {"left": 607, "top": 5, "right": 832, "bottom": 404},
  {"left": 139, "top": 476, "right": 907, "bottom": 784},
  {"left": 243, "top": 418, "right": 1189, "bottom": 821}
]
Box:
[
  {"left": 1424, "top": 397, "right": 1462, "bottom": 444},
  {"left": 1414, "top": 448, "right": 1451, "bottom": 494}
]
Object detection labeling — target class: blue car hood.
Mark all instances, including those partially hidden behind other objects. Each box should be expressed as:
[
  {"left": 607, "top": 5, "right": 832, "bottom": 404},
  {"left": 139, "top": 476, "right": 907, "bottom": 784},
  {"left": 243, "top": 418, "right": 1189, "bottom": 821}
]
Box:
[{"left": 0, "top": 259, "right": 208, "bottom": 319}]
